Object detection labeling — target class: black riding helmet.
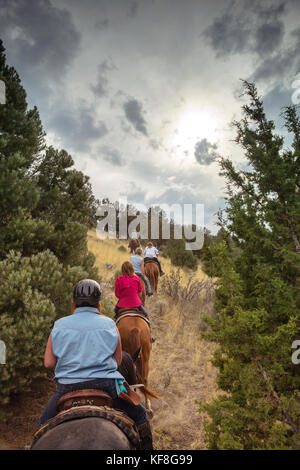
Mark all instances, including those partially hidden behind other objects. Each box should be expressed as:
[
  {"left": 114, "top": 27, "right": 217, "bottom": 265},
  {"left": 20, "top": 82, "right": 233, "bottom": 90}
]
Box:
[{"left": 73, "top": 279, "right": 102, "bottom": 307}]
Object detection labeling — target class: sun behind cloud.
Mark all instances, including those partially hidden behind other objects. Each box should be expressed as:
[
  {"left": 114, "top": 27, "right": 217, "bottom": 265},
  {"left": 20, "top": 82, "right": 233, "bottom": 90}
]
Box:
[{"left": 174, "top": 110, "right": 219, "bottom": 152}]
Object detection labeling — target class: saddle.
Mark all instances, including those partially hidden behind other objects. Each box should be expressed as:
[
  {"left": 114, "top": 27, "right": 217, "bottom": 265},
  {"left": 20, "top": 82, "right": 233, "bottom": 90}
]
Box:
[
  {"left": 116, "top": 307, "right": 141, "bottom": 316},
  {"left": 56, "top": 389, "right": 113, "bottom": 412},
  {"left": 143, "top": 258, "right": 158, "bottom": 265},
  {"left": 114, "top": 308, "right": 151, "bottom": 327}
]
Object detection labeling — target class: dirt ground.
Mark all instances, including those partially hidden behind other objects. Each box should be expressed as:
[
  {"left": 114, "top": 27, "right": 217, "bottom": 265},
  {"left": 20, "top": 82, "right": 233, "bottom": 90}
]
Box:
[{"left": 0, "top": 378, "right": 56, "bottom": 450}]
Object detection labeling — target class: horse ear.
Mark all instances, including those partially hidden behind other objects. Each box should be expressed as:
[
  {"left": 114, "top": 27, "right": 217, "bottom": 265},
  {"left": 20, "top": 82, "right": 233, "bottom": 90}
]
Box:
[{"left": 131, "top": 346, "right": 141, "bottom": 363}]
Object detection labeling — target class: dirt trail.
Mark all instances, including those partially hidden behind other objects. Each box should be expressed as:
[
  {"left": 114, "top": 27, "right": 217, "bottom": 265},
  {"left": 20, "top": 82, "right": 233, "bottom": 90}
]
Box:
[{"left": 146, "top": 295, "right": 218, "bottom": 450}]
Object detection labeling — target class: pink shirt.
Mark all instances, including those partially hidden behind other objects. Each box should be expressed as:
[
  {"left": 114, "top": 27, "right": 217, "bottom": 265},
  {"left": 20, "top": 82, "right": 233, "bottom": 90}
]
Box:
[{"left": 115, "top": 274, "right": 143, "bottom": 308}]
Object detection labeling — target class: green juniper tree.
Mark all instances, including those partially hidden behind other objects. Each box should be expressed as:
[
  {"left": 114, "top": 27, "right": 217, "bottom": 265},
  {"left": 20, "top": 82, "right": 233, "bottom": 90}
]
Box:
[
  {"left": 33, "top": 146, "right": 99, "bottom": 268},
  {"left": 0, "top": 40, "right": 49, "bottom": 258},
  {"left": 0, "top": 40, "right": 100, "bottom": 412},
  {"left": 199, "top": 82, "right": 300, "bottom": 450},
  {"left": 0, "top": 250, "right": 93, "bottom": 414}
]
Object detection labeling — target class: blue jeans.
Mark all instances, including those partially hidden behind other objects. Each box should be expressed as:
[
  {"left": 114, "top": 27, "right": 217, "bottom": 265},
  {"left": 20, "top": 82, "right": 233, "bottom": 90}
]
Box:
[
  {"left": 39, "top": 378, "right": 148, "bottom": 427},
  {"left": 136, "top": 273, "right": 152, "bottom": 294}
]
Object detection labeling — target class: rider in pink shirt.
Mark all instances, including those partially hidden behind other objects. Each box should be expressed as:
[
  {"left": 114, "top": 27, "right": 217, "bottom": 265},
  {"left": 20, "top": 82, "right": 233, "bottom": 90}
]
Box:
[
  {"left": 114, "top": 261, "right": 149, "bottom": 318},
  {"left": 115, "top": 273, "right": 143, "bottom": 308}
]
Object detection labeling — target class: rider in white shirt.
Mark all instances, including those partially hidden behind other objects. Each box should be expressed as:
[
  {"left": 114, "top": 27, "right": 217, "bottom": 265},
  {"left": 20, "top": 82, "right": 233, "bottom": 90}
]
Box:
[
  {"left": 144, "top": 246, "right": 159, "bottom": 258},
  {"left": 143, "top": 242, "right": 164, "bottom": 276}
]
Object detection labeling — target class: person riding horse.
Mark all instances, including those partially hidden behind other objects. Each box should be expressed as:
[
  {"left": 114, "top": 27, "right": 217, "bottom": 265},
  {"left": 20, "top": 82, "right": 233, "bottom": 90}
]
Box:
[
  {"left": 130, "top": 248, "right": 153, "bottom": 297},
  {"left": 128, "top": 231, "right": 140, "bottom": 254},
  {"left": 40, "top": 279, "right": 153, "bottom": 450},
  {"left": 144, "top": 242, "right": 164, "bottom": 276},
  {"left": 114, "top": 262, "right": 150, "bottom": 319},
  {"left": 114, "top": 261, "right": 155, "bottom": 342}
]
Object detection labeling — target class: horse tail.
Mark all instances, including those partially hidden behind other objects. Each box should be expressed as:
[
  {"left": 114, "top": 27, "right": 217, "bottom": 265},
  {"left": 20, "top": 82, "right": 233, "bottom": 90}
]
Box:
[
  {"left": 146, "top": 263, "right": 158, "bottom": 293},
  {"left": 140, "top": 385, "right": 161, "bottom": 400}
]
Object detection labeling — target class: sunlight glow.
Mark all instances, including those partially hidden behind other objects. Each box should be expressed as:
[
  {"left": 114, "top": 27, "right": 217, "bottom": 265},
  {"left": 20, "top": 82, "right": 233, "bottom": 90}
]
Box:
[{"left": 174, "top": 110, "right": 219, "bottom": 150}]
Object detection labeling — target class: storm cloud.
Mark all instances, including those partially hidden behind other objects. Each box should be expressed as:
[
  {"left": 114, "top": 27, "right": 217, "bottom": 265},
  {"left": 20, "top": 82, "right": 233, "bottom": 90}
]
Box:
[
  {"left": 251, "top": 27, "right": 300, "bottom": 82},
  {"left": 194, "top": 139, "right": 218, "bottom": 165},
  {"left": 203, "top": 0, "right": 299, "bottom": 121},
  {"left": 99, "top": 145, "right": 124, "bottom": 166},
  {"left": 204, "top": 1, "right": 286, "bottom": 59},
  {"left": 123, "top": 98, "right": 148, "bottom": 136},
  {"left": 91, "top": 59, "right": 117, "bottom": 97},
  {"left": 0, "top": 0, "right": 81, "bottom": 79},
  {"left": 47, "top": 101, "right": 108, "bottom": 152},
  {"left": 1, "top": 0, "right": 298, "bottom": 234}
]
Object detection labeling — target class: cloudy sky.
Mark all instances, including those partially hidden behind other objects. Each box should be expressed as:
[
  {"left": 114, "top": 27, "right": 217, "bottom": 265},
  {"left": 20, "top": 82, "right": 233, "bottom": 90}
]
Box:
[{"left": 1, "top": 0, "right": 300, "bottom": 233}]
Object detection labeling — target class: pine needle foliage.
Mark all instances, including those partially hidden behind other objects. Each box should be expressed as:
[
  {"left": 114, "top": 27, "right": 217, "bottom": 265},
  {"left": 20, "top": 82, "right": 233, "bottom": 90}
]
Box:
[{"left": 198, "top": 81, "right": 300, "bottom": 450}]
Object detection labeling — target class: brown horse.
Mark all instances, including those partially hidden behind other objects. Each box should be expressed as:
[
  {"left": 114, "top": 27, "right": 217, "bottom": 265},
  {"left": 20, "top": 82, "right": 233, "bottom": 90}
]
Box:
[
  {"left": 116, "top": 315, "right": 159, "bottom": 415},
  {"left": 144, "top": 261, "right": 159, "bottom": 293},
  {"left": 128, "top": 238, "right": 139, "bottom": 254}
]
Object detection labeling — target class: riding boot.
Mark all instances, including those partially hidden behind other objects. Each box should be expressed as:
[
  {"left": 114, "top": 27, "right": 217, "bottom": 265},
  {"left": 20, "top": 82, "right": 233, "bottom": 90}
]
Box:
[
  {"left": 137, "top": 421, "right": 153, "bottom": 450},
  {"left": 155, "top": 259, "right": 164, "bottom": 276}
]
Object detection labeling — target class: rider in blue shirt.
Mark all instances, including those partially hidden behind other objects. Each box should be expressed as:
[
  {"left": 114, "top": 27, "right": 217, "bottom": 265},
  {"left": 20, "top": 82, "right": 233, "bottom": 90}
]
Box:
[
  {"left": 130, "top": 248, "right": 153, "bottom": 296},
  {"left": 40, "top": 279, "right": 153, "bottom": 449}
]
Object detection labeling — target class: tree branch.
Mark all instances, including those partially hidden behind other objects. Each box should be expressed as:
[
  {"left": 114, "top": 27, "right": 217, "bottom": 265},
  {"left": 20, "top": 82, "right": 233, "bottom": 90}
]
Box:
[
  {"left": 256, "top": 359, "right": 300, "bottom": 434},
  {"left": 283, "top": 204, "right": 300, "bottom": 254}
]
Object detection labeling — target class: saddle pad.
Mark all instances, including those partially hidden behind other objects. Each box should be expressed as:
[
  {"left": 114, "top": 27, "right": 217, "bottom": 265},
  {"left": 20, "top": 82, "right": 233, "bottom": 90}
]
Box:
[
  {"left": 31, "top": 405, "right": 139, "bottom": 449},
  {"left": 115, "top": 312, "right": 151, "bottom": 328}
]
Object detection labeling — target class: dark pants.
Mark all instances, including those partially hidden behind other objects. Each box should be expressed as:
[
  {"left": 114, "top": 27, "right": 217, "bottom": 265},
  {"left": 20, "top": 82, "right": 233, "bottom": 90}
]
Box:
[
  {"left": 39, "top": 378, "right": 148, "bottom": 427},
  {"left": 114, "top": 305, "right": 149, "bottom": 318}
]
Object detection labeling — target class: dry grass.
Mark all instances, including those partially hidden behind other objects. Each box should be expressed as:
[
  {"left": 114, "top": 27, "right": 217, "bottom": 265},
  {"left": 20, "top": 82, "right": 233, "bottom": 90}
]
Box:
[
  {"left": 148, "top": 297, "right": 218, "bottom": 450},
  {"left": 87, "top": 231, "right": 129, "bottom": 283}
]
